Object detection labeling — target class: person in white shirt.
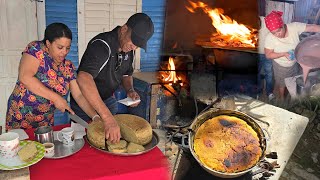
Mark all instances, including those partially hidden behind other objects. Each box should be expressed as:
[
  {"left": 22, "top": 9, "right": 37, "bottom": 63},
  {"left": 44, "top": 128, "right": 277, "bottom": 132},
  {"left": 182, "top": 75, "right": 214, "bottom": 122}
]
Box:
[{"left": 264, "top": 11, "right": 320, "bottom": 101}]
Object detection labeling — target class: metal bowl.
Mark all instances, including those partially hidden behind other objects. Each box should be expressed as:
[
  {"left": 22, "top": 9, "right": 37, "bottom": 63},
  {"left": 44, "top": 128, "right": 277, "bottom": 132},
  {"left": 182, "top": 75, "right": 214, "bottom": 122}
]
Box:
[
  {"left": 188, "top": 109, "right": 267, "bottom": 178},
  {"left": 295, "top": 34, "right": 320, "bottom": 64},
  {"left": 85, "top": 131, "right": 160, "bottom": 156}
]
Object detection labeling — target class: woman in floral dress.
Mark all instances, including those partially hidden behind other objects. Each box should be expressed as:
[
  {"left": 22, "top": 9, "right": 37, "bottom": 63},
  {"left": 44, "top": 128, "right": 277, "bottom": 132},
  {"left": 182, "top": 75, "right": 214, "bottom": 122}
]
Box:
[{"left": 6, "top": 23, "right": 98, "bottom": 130}]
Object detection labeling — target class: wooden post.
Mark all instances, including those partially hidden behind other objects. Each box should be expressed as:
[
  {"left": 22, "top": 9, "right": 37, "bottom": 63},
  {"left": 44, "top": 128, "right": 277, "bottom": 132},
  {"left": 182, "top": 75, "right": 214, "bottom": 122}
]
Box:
[{"left": 150, "top": 85, "right": 160, "bottom": 128}]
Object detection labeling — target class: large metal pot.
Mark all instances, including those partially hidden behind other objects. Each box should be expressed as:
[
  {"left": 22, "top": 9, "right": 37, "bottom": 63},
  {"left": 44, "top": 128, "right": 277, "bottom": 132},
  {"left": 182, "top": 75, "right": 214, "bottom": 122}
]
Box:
[
  {"left": 296, "top": 71, "right": 320, "bottom": 97},
  {"left": 213, "top": 48, "right": 258, "bottom": 73},
  {"left": 188, "top": 109, "right": 267, "bottom": 178},
  {"left": 295, "top": 34, "right": 320, "bottom": 65}
]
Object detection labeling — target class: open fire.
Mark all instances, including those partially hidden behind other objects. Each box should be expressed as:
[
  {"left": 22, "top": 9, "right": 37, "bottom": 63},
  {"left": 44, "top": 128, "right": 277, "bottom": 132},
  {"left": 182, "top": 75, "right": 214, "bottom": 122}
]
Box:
[
  {"left": 158, "top": 55, "right": 192, "bottom": 99},
  {"left": 186, "top": 1, "right": 257, "bottom": 48},
  {"left": 160, "top": 57, "right": 184, "bottom": 86}
]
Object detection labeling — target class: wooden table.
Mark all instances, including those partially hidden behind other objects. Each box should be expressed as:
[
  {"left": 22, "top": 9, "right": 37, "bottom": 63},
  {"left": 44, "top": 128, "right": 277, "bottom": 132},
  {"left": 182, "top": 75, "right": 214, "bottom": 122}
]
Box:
[
  {"left": 24, "top": 125, "right": 170, "bottom": 180},
  {"left": 233, "top": 95, "right": 309, "bottom": 179}
]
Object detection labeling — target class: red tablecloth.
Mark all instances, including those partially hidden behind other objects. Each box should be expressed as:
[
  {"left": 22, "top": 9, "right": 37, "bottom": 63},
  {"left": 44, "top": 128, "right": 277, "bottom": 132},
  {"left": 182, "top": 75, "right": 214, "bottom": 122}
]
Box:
[{"left": 26, "top": 125, "right": 170, "bottom": 180}]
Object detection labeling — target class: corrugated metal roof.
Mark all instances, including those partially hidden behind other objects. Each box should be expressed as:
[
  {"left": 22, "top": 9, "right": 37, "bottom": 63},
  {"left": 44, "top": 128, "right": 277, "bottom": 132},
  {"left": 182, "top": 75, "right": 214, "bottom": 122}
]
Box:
[{"left": 140, "top": 0, "right": 166, "bottom": 72}]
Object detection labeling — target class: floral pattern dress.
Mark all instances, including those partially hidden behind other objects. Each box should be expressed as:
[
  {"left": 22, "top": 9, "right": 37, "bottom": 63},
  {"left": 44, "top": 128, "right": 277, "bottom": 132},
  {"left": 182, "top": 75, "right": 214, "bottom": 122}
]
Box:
[{"left": 6, "top": 41, "right": 76, "bottom": 130}]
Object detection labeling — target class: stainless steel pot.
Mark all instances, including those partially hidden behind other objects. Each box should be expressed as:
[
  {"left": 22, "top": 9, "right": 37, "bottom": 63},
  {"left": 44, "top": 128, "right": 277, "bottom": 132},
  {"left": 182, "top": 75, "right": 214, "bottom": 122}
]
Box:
[
  {"left": 296, "top": 76, "right": 312, "bottom": 96},
  {"left": 295, "top": 34, "right": 320, "bottom": 65},
  {"left": 188, "top": 109, "right": 267, "bottom": 178},
  {"left": 296, "top": 73, "right": 320, "bottom": 96},
  {"left": 34, "top": 126, "right": 54, "bottom": 144}
]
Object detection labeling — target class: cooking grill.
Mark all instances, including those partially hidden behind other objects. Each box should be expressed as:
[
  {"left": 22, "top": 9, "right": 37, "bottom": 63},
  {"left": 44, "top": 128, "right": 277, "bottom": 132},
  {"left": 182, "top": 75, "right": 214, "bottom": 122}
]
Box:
[
  {"left": 195, "top": 37, "right": 258, "bottom": 70},
  {"left": 195, "top": 37, "right": 258, "bottom": 54},
  {"left": 194, "top": 37, "right": 259, "bottom": 98}
]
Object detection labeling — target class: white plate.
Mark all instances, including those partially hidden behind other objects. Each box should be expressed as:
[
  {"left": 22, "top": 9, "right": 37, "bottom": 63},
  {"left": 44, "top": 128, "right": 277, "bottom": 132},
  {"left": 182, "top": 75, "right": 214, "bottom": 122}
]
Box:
[
  {"left": 0, "top": 140, "right": 45, "bottom": 170},
  {"left": 117, "top": 97, "right": 141, "bottom": 106}
]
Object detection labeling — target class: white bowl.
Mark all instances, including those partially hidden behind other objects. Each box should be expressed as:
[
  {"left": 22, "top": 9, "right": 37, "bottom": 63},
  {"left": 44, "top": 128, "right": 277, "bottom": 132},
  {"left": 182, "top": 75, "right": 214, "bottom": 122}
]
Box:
[{"left": 0, "top": 132, "right": 20, "bottom": 158}]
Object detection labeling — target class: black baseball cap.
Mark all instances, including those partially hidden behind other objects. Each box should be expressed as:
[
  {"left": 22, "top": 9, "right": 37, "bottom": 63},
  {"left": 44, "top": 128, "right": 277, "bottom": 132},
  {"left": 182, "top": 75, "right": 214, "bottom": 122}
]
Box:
[{"left": 126, "top": 13, "right": 154, "bottom": 51}]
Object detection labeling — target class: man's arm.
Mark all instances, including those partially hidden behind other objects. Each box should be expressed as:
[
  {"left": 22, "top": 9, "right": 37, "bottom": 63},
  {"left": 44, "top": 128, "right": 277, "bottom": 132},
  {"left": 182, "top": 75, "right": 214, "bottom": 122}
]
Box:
[
  {"left": 69, "top": 79, "right": 98, "bottom": 119},
  {"left": 77, "top": 71, "right": 120, "bottom": 143},
  {"left": 122, "top": 75, "right": 134, "bottom": 92},
  {"left": 122, "top": 76, "right": 140, "bottom": 106}
]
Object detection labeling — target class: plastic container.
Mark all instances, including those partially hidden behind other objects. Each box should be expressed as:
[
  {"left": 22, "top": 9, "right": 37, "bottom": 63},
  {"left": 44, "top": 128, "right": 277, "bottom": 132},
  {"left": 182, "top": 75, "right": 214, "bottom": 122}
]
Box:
[{"left": 288, "top": 49, "right": 295, "bottom": 60}]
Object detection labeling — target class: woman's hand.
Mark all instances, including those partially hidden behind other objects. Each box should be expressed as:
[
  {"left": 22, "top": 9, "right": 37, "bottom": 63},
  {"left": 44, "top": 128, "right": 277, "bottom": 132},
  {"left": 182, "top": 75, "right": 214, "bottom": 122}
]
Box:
[
  {"left": 283, "top": 52, "right": 291, "bottom": 60},
  {"left": 53, "top": 95, "right": 74, "bottom": 114}
]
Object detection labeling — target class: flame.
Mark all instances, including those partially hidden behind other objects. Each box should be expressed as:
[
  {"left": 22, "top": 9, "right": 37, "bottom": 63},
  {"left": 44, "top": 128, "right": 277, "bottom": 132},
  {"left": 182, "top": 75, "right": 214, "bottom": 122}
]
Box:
[
  {"left": 186, "top": 1, "right": 256, "bottom": 47},
  {"left": 162, "top": 57, "right": 183, "bottom": 86},
  {"left": 172, "top": 42, "right": 178, "bottom": 49}
]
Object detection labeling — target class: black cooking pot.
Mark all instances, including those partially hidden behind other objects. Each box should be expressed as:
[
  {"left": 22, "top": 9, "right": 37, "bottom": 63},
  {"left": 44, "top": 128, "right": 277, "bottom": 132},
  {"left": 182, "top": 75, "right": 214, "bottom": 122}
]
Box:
[
  {"left": 213, "top": 48, "right": 258, "bottom": 74},
  {"left": 188, "top": 109, "right": 267, "bottom": 178}
]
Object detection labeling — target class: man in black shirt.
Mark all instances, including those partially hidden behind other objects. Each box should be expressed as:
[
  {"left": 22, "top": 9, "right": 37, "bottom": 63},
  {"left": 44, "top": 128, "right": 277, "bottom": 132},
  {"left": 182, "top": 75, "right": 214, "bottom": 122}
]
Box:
[{"left": 70, "top": 13, "right": 154, "bottom": 143}]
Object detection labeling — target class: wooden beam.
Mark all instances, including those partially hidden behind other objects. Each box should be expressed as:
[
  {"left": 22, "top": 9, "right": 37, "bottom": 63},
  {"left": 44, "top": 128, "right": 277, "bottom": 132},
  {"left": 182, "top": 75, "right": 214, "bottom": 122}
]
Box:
[{"left": 150, "top": 85, "right": 160, "bottom": 128}]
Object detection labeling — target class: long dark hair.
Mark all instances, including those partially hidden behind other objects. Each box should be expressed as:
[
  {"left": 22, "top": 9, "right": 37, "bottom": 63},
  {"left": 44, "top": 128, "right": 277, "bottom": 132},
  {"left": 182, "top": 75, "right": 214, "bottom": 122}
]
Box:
[{"left": 42, "top": 23, "right": 72, "bottom": 44}]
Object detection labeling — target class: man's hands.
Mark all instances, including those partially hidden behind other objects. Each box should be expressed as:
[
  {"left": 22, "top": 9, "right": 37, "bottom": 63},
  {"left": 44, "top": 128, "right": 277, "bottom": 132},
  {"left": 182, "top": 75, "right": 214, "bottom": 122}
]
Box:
[
  {"left": 127, "top": 88, "right": 140, "bottom": 107},
  {"left": 103, "top": 116, "right": 121, "bottom": 143}
]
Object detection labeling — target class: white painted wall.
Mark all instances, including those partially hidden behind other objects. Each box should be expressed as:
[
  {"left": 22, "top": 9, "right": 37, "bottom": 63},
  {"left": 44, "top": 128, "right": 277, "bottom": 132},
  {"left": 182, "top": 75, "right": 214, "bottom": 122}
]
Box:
[
  {"left": 0, "top": 0, "right": 143, "bottom": 130},
  {"left": 0, "top": 0, "right": 43, "bottom": 130}
]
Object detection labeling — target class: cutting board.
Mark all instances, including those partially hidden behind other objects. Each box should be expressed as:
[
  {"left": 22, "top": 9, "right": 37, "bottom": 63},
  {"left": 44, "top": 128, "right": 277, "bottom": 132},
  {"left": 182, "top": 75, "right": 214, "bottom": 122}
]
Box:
[{"left": 0, "top": 167, "right": 30, "bottom": 180}]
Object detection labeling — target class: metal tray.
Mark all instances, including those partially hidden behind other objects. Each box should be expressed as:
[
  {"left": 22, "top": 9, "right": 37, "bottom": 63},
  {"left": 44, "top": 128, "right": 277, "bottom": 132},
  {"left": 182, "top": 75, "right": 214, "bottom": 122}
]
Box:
[
  {"left": 85, "top": 131, "right": 159, "bottom": 156},
  {"left": 44, "top": 138, "right": 85, "bottom": 159}
]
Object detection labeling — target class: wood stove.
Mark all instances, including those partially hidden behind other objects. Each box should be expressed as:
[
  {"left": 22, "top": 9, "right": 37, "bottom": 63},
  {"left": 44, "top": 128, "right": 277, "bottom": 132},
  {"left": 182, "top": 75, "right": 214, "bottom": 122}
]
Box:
[
  {"left": 199, "top": 44, "right": 259, "bottom": 98},
  {"left": 162, "top": 0, "right": 260, "bottom": 99},
  {"left": 129, "top": 70, "right": 201, "bottom": 128}
]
